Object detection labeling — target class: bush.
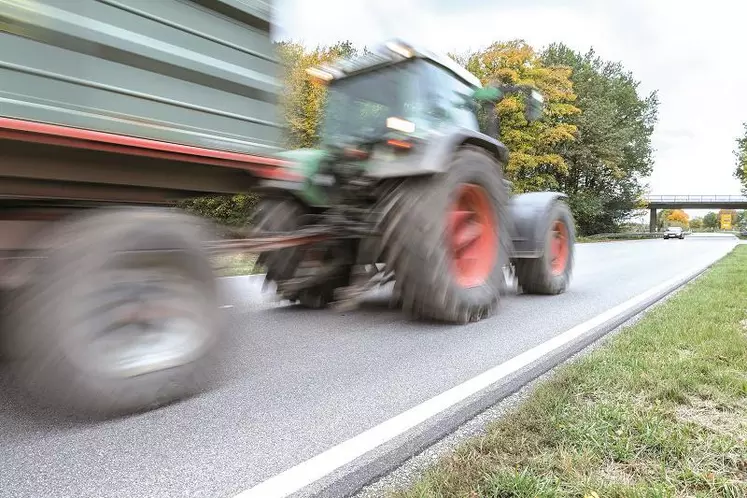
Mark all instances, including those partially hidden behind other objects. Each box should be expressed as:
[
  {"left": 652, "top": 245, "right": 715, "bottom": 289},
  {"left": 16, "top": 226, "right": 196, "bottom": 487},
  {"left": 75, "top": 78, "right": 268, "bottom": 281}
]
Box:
[{"left": 177, "top": 193, "right": 260, "bottom": 228}]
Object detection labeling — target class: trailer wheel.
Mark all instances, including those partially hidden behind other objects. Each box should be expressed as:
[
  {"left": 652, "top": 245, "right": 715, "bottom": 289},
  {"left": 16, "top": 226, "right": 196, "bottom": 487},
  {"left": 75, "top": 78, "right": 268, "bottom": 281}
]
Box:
[
  {"left": 5, "top": 208, "right": 224, "bottom": 418},
  {"left": 251, "top": 199, "right": 352, "bottom": 308},
  {"left": 514, "top": 200, "right": 575, "bottom": 294},
  {"left": 379, "top": 146, "right": 510, "bottom": 324}
]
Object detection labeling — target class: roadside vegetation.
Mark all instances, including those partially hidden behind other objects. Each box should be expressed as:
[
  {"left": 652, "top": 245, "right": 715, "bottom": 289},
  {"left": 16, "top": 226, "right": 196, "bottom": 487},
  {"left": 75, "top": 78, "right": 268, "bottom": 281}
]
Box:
[{"left": 393, "top": 245, "right": 747, "bottom": 498}]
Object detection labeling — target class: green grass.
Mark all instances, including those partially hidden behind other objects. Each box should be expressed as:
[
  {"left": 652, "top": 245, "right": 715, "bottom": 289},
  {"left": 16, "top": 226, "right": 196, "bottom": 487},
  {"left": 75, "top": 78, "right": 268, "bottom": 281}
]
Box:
[
  {"left": 578, "top": 233, "right": 663, "bottom": 244},
  {"left": 394, "top": 246, "right": 747, "bottom": 498},
  {"left": 212, "top": 252, "right": 264, "bottom": 276}
]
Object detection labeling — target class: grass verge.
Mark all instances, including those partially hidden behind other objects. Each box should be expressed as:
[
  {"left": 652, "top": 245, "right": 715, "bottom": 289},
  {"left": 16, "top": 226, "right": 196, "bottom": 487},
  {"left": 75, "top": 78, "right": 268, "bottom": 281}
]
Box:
[
  {"left": 578, "top": 233, "right": 663, "bottom": 244},
  {"left": 394, "top": 246, "right": 747, "bottom": 498}
]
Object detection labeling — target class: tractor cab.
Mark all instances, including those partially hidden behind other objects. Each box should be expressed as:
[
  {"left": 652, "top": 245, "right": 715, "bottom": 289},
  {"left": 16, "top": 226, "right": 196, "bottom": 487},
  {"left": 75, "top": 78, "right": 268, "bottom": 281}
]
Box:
[
  {"left": 307, "top": 40, "right": 544, "bottom": 152},
  {"left": 308, "top": 41, "right": 483, "bottom": 153},
  {"left": 304, "top": 40, "right": 545, "bottom": 183}
]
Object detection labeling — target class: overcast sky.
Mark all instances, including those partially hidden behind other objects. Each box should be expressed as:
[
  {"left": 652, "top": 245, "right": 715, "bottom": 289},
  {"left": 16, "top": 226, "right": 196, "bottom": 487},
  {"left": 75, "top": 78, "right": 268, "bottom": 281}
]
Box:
[{"left": 271, "top": 0, "right": 747, "bottom": 200}]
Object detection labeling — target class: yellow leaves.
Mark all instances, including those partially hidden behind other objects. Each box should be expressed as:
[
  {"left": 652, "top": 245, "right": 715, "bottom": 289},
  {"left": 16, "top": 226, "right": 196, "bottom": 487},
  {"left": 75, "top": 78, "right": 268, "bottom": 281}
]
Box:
[
  {"left": 584, "top": 491, "right": 600, "bottom": 498},
  {"left": 460, "top": 39, "right": 579, "bottom": 192},
  {"left": 496, "top": 97, "right": 522, "bottom": 114},
  {"left": 541, "top": 124, "right": 578, "bottom": 146},
  {"left": 277, "top": 41, "right": 357, "bottom": 148},
  {"left": 667, "top": 209, "right": 690, "bottom": 226}
]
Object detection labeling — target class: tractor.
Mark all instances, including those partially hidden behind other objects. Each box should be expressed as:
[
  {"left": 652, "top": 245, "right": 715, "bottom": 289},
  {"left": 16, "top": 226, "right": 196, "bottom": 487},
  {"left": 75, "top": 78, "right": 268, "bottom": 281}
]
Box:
[{"left": 248, "top": 40, "right": 575, "bottom": 324}]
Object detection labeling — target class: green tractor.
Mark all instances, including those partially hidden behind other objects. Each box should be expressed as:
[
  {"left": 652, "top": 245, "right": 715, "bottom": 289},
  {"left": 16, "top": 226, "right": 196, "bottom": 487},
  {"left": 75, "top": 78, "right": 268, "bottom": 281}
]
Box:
[{"left": 250, "top": 40, "right": 575, "bottom": 324}]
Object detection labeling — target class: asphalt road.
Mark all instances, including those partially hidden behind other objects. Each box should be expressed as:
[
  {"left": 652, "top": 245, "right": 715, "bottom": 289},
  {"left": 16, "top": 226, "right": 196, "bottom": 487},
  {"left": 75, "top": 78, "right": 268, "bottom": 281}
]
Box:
[{"left": 0, "top": 235, "right": 739, "bottom": 498}]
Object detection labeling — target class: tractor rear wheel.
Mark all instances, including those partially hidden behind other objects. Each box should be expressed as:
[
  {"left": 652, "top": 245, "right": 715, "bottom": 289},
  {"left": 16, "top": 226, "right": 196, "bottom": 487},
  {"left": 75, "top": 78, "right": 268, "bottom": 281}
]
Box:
[
  {"left": 379, "top": 147, "right": 510, "bottom": 324},
  {"left": 514, "top": 200, "right": 575, "bottom": 294}
]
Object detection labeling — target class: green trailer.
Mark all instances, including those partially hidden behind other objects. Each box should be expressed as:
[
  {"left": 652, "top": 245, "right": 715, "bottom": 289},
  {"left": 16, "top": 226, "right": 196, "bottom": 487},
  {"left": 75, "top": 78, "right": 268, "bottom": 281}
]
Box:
[{"left": 0, "top": 0, "right": 293, "bottom": 418}]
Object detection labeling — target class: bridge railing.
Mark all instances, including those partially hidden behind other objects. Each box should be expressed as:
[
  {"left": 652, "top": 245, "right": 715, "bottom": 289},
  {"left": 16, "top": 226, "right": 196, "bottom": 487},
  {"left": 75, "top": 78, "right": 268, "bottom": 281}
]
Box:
[{"left": 646, "top": 195, "right": 747, "bottom": 203}]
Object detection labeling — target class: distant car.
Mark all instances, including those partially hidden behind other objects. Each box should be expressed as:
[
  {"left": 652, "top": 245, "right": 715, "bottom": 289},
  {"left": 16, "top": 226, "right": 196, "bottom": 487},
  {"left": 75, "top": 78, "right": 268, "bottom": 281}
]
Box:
[{"left": 663, "top": 227, "right": 685, "bottom": 239}]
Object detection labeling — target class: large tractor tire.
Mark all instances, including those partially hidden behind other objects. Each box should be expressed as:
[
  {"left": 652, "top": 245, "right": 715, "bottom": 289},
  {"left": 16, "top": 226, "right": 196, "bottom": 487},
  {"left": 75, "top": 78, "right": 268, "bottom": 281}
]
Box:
[
  {"left": 514, "top": 200, "right": 575, "bottom": 294},
  {"left": 379, "top": 146, "right": 510, "bottom": 324},
  {"left": 251, "top": 198, "right": 353, "bottom": 309},
  {"left": 4, "top": 208, "right": 225, "bottom": 418}
]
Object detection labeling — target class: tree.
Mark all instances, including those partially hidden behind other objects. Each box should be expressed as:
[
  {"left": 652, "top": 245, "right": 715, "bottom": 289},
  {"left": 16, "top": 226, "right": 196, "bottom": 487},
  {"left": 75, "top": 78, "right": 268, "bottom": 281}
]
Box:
[
  {"left": 734, "top": 122, "right": 747, "bottom": 194},
  {"left": 276, "top": 40, "right": 360, "bottom": 149},
  {"left": 540, "top": 44, "right": 659, "bottom": 236},
  {"left": 690, "top": 217, "right": 703, "bottom": 230},
  {"left": 177, "top": 193, "right": 260, "bottom": 228},
  {"left": 456, "top": 40, "right": 580, "bottom": 193},
  {"left": 656, "top": 208, "right": 673, "bottom": 230},
  {"left": 703, "top": 211, "right": 719, "bottom": 229},
  {"left": 737, "top": 210, "right": 747, "bottom": 229},
  {"left": 667, "top": 209, "right": 689, "bottom": 228}
]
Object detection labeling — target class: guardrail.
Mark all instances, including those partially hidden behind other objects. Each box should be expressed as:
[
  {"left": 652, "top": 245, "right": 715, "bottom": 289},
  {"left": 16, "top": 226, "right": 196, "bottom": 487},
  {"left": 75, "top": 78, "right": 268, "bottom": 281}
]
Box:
[{"left": 646, "top": 195, "right": 747, "bottom": 203}]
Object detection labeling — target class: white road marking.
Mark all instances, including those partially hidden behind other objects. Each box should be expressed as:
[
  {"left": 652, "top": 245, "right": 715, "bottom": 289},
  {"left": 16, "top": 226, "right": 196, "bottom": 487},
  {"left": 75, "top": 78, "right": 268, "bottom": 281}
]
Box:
[{"left": 234, "top": 246, "right": 735, "bottom": 498}]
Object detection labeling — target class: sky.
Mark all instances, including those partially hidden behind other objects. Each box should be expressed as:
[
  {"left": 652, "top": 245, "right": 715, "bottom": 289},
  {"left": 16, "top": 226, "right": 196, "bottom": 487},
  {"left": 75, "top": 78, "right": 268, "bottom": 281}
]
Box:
[{"left": 271, "top": 0, "right": 747, "bottom": 205}]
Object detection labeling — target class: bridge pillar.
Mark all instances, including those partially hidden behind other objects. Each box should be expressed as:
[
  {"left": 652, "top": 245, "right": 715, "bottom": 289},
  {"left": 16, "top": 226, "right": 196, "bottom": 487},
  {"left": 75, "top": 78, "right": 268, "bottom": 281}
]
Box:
[{"left": 649, "top": 208, "right": 657, "bottom": 232}]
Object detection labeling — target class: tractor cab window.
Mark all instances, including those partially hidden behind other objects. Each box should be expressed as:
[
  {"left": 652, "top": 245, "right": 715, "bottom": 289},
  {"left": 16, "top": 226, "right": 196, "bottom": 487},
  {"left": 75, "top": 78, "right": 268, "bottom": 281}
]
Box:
[
  {"left": 320, "top": 62, "right": 419, "bottom": 145},
  {"left": 418, "top": 62, "right": 479, "bottom": 133}
]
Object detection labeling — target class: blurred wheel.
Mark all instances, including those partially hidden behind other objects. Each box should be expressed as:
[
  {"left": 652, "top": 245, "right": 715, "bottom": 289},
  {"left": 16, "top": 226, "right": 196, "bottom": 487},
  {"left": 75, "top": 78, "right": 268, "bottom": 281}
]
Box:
[{"left": 5, "top": 208, "right": 223, "bottom": 418}]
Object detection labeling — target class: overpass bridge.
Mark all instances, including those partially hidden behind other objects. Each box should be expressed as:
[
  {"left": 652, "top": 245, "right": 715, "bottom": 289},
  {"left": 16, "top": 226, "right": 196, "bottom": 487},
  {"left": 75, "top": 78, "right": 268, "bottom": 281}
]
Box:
[{"left": 644, "top": 195, "right": 747, "bottom": 231}]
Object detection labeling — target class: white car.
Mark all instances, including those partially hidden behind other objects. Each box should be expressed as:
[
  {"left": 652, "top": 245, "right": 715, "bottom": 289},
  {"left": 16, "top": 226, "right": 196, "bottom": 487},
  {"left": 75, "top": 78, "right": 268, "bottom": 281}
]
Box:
[{"left": 663, "top": 226, "right": 685, "bottom": 239}]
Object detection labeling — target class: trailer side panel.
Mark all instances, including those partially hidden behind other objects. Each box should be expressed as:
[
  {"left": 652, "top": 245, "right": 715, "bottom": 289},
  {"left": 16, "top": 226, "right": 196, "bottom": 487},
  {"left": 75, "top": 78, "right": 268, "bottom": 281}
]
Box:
[{"left": 0, "top": 0, "right": 283, "bottom": 156}]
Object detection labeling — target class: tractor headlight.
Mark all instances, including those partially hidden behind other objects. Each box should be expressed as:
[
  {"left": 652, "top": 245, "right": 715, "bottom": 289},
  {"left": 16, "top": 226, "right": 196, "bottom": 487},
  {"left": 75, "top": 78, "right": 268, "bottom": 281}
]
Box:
[{"left": 386, "top": 117, "right": 415, "bottom": 133}]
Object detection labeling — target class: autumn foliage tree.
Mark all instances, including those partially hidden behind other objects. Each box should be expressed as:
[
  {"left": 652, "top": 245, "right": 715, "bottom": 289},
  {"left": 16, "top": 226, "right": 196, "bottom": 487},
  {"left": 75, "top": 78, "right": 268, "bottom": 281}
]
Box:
[
  {"left": 276, "top": 40, "right": 360, "bottom": 148},
  {"left": 666, "top": 209, "right": 689, "bottom": 228},
  {"left": 454, "top": 41, "right": 580, "bottom": 192}
]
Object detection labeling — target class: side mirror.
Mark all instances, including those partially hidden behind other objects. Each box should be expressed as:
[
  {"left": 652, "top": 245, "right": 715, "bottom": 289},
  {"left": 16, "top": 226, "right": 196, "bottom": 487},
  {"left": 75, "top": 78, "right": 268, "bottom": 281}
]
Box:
[
  {"left": 523, "top": 88, "right": 544, "bottom": 122},
  {"left": 472, "top": 86, "right": 501, "bottom": 103}
]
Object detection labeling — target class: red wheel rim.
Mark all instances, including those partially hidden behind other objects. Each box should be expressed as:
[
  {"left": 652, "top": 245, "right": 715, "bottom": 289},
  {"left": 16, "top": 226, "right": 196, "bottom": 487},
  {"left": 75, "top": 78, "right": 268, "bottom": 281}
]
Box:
[
  {"left": 550, "top": 220, "right": 569, "bottom": 275},
  {"left": 448, "top": 184, "right": 497, "bottom": 288}
]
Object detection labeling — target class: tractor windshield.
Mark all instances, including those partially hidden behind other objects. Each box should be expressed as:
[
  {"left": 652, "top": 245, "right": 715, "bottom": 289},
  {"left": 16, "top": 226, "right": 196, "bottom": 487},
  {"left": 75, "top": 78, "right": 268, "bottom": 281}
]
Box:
[{"left": 320, "top": 62, "right": 417, "bottom": 145}]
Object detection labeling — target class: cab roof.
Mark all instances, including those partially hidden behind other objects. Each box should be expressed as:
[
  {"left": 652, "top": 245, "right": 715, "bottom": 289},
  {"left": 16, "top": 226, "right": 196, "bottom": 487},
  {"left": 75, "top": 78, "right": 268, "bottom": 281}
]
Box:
[{"left": 314, "top": 39, "right": 483, "bottom": 89}]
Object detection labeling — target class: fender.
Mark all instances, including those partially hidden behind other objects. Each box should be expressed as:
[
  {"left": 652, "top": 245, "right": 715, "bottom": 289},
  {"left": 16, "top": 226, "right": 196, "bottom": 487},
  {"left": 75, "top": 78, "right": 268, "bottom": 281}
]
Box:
[
  {"left": 508, "top": 191, "right": 569, "bottom": 258},
  {"left": 367, "top": 127, "right": 509, "bottom": 178},
  {"left": 255, "top": 148, "right": 330, "bottom": 207}
]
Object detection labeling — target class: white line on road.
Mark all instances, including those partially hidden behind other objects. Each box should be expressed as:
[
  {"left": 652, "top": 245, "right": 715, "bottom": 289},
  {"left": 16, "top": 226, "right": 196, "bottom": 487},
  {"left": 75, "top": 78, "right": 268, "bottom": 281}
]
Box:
[{"left": 234, "top": 246, "right": 735, "bottom": 498}]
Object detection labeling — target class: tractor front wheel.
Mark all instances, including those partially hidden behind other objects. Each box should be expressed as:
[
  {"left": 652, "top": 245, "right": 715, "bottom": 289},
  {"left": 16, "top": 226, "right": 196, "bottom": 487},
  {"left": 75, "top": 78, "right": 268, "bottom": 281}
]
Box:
[
  {"left": 514, "top": 200, "right": 575, "bottom": 294},
  {"left": 379, "top": 147, "right": 510, "bottom": 324}
]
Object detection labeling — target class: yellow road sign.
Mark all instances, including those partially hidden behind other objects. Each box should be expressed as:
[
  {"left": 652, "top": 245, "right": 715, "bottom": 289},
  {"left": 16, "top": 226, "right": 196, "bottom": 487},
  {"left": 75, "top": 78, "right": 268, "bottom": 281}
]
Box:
[{"left": 721, "top": 214, "right": 732, "bottom": 230}]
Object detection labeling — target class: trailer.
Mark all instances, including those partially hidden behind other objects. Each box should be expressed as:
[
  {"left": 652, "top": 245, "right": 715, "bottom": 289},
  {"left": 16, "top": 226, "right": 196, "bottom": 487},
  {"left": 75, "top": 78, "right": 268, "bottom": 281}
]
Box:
[
  {"left": 1, "top": 1, "right": 576, "bottom": 419},
  {"left": 0, "top": 0, "right": 294, "bottom": 417}
]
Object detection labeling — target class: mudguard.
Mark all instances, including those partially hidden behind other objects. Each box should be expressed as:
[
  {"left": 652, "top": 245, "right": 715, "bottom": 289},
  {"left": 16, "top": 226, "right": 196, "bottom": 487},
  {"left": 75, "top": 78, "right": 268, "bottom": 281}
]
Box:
[
  {"left": 367, "top": 127, "right": 509, "bottom": 178},
  {"left": 508, "top": 191, "right": 570, "bottom": 258}
]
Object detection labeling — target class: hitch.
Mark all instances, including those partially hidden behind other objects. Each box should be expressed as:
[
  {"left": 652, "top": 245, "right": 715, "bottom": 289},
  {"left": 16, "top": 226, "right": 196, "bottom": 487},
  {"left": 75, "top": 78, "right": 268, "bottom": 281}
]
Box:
[{"left": 206, "top": 221, "right": 375, "bottom": 255}]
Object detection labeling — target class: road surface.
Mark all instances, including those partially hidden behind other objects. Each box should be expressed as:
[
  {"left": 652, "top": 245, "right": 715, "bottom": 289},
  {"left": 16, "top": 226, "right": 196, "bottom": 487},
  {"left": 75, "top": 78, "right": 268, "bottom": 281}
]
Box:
[{"left": 0, "top": 236, "right": 738, "bottom": 498}]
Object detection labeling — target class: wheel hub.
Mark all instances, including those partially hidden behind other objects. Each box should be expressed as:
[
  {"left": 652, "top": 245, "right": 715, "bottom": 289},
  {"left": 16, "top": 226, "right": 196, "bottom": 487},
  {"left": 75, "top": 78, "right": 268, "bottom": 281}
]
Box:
[
  {"left": 550, "top": 220, "right": 569, "bottom": 275},
  {"left": 448, "top": 184, "right": 497, "bottom": 288},
  {"left": 77, "top": 260, "right": 211, "bottom": 378}
]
